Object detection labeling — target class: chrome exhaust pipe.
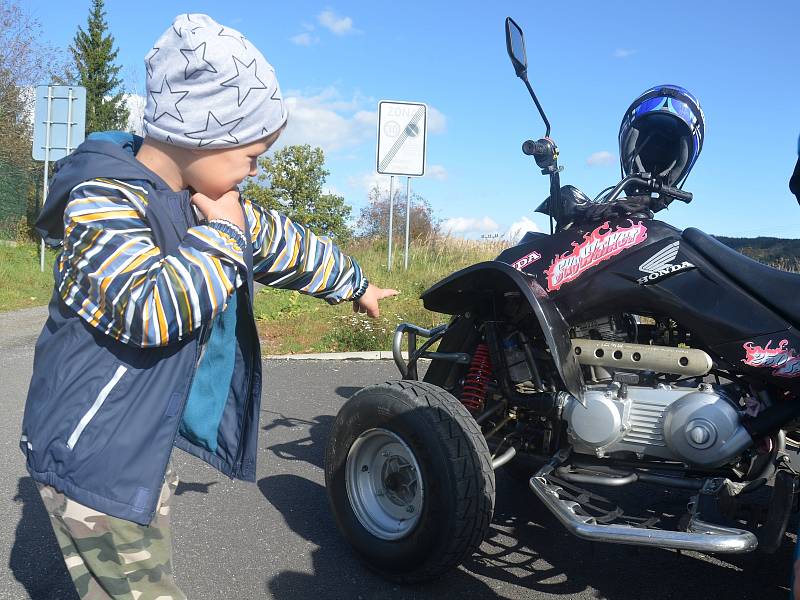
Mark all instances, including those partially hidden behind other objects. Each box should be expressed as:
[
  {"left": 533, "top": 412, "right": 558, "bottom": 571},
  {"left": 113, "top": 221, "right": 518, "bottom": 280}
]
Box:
[{"left": 529, "top": 465, "right": 758, "bottom": 553}]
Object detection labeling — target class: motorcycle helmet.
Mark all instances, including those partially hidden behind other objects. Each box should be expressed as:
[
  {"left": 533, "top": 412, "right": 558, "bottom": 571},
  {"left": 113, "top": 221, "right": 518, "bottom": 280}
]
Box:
[{"left": 618, "top": 84, "right": 704, "bottom": 187}]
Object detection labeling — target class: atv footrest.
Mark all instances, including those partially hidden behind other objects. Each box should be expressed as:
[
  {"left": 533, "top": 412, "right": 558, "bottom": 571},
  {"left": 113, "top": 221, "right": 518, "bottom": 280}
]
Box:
[{"left": 529, "top": 468, "right": 758, "bottom": 553}]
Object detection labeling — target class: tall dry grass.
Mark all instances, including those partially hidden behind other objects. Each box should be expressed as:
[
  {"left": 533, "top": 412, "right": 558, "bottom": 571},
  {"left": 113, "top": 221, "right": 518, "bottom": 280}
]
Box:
[{"left": 253, "top": 234, "right": 508, "bottom": 353}]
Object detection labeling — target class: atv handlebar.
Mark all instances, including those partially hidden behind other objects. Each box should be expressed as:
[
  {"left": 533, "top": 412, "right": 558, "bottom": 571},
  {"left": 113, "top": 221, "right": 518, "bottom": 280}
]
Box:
[{"left": 604, "top": 174, "right": 693, "bottom": 205}]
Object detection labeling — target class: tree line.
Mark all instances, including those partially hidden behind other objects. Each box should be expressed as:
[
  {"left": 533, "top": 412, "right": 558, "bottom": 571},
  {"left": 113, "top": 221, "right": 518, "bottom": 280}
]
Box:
[{"left": 0, "top": 0, "right": 436, "bottom": 243}]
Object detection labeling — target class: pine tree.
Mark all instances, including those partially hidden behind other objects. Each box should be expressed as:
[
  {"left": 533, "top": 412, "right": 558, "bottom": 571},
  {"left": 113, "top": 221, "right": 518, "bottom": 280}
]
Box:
[{"left": 69, "top": 0, "right": 128, "bottom": 133}]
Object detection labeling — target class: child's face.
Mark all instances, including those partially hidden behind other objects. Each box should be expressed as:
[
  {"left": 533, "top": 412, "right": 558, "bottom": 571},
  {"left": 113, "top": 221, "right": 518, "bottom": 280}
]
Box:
[{"left": 184, "top": 129, "right": 281, "bottom": 199}]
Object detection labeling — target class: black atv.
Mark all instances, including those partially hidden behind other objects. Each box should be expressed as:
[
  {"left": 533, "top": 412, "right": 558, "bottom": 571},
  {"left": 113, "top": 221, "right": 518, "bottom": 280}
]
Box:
[{"left": 324, "top": 17, "right": 800, "bottom": 583}]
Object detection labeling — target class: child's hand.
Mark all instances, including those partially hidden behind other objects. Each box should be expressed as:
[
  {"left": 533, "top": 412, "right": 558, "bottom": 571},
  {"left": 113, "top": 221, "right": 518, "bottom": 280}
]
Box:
[
  {"left": 353, "top": 284, "right": 399, "bottom": 318},
  {"left": 192, "top": 190, "right": 245, "bottom": 231}
]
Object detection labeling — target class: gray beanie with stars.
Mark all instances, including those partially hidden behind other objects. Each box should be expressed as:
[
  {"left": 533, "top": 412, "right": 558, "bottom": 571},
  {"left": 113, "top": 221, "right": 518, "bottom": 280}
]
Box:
[{"left": 143, "top": 13, "right": 287, "bottom": 149}]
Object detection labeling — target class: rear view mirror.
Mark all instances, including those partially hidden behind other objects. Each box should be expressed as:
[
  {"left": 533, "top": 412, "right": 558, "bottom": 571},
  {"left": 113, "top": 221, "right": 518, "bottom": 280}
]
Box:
[{"left": 505, "top": 17, "right": 527, "bottom": 79}]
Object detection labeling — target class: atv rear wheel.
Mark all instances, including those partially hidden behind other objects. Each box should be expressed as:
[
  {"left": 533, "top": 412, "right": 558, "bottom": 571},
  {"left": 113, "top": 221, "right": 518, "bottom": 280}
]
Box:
[{"left": 324, "top": 380, "right": 495, "bottom": 583}]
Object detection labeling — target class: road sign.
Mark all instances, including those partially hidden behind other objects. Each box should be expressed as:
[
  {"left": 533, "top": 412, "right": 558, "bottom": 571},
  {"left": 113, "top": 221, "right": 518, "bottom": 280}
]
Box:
[
  {"left": 32, "top": 85, "right": 86, "bottom": 161},
  {"left": 376, "top": 101, "right": 427, "bottom": 176},
  {"left": 31, "top": 84, "right": 86, "bottom": 271}
]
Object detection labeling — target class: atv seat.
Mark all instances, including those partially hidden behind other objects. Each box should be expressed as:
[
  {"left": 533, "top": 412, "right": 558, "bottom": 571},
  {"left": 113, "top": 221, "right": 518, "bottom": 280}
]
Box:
[{"left": 683, "top": 228, "right": 800, "bottom": 324}]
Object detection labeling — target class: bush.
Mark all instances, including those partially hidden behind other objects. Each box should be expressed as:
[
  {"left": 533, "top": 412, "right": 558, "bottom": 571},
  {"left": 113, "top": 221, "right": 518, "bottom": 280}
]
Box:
[
  {"left": 356, "top": 185, "right": 438, "bottom": 241},
  {"left": 321, "top": 314, "right": 401, "bottom": 351}
]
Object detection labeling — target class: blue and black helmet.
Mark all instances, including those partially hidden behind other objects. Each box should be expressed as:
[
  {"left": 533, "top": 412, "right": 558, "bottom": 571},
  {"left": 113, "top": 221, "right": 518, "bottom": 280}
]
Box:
[{"left": 619, "top": 84, "right": 705, "bottom": 187}]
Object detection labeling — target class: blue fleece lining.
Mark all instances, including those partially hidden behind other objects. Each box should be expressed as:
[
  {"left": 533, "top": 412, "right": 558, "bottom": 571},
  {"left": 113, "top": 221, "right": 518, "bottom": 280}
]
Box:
[{"left": 180, "top": 293, "right": 238, "bottom": 452}]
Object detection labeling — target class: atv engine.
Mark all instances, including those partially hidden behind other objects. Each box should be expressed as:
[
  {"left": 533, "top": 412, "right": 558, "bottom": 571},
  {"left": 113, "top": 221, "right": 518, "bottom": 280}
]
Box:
[
  {"left": 572, "top": 313, "right": 692, "bottom": 347},
  {"left": 564, "top": 383, "right": 753, "bottom": 468}
]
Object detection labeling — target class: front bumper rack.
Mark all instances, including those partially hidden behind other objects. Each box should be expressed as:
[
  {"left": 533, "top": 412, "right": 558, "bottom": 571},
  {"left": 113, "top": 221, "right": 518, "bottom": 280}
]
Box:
[{"left": 392, "top": 322, "right": 470, "bottom": 380}]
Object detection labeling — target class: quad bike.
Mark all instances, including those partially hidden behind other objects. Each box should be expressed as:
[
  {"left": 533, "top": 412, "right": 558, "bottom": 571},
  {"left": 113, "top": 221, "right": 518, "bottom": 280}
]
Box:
[{"left": 324, "top": 17, "right": 800, "bottom": 582}]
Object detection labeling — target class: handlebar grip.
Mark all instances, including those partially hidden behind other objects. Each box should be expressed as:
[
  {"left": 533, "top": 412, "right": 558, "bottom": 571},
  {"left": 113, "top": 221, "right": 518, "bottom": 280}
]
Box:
[
  {"left": 522, "top": 140, "right": 551, "bottom": 156},
  {"left": 664, "top": 187, "right": 693, "bottom": 202}
]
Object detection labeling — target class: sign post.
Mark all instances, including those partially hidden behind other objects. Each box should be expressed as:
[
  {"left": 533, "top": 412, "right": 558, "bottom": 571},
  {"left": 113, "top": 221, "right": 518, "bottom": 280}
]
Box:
[
  {"left": 387, "top": 175, "right": 395, "bottom": 270},
  {"left": 376, "top": 101, "right": 427, "bottom": 270},
  {"left": 32, "top": 85, "right": 86, "bottom": 270}
]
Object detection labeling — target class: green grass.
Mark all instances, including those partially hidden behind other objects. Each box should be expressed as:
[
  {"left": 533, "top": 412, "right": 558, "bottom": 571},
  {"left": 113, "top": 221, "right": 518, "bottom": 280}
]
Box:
[
  {"left": 0, "top": 242, "right": 58, "bottom": 311},
  {"left": 0, "top": 237, "right": 505, "bottom": 353},
  {"left": 254, "top": 236, "right": 506, "bottom": 354}
]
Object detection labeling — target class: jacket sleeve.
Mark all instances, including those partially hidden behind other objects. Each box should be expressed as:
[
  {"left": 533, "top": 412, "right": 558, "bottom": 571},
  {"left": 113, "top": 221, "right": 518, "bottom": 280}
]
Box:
[
  {"left": 57, "top": 179, "right": 246, "bottom": 347},
  {"left": 243, "top": 199, "right": 367, "bottom": 303}
]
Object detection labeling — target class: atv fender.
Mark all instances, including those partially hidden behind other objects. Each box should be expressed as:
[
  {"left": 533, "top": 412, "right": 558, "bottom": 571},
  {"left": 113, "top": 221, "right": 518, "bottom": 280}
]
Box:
[{"left": 421, "top": 261, "right": 585, "bottom": 402}]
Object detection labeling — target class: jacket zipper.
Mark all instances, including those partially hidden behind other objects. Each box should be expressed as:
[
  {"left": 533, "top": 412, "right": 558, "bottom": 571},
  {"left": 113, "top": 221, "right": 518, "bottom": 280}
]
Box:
[{"left": 67, "top": 365, "right": 128, "bottom": 450}]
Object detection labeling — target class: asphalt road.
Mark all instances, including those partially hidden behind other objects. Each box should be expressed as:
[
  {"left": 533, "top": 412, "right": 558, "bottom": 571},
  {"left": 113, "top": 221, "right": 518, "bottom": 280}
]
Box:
[{"left": 1, "top": 306, "right": 797, "bottom": 599}]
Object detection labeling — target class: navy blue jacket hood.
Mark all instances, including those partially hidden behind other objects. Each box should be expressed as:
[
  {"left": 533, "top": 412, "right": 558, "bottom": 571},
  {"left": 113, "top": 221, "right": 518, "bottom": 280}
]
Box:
[{"left": 36, "top": 133, "right": 168, "bottom": 246}]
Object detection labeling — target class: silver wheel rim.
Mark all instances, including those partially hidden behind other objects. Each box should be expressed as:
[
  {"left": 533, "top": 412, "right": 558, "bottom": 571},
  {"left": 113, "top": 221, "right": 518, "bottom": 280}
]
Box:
[{"left": 345, "top": 428, "right": 424, "bottom": 541}]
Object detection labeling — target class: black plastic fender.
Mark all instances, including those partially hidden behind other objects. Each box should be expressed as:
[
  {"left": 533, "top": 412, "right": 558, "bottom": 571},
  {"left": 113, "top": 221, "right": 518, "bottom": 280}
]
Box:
[{"left": 421, "top": 261, "right": 585, "bottom": 402}]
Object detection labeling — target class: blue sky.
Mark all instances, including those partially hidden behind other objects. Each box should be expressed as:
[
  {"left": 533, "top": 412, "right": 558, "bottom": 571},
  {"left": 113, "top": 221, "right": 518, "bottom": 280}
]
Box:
[{"left": 27, "top": 0, "right": 800, "bottom": 238}]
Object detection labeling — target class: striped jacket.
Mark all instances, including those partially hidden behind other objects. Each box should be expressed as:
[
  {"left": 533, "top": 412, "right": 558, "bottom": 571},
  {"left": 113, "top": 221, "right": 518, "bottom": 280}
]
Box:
[
  {"left": 21, "top": 133, "right": 365, "bottom": 524},
  {"left": 58, "top": 178, "right": 366, "bottom": 348}
]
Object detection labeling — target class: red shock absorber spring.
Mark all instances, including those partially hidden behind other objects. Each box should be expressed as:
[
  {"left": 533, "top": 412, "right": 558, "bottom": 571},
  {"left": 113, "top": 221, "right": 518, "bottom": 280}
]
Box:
[{"left": 460, "top": 343, "right": 493, "bottom": 415}]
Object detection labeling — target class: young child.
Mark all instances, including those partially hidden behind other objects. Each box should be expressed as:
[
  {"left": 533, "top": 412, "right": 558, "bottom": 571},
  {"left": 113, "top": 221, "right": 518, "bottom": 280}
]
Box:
[{"left": 22, "top": 13, "right": 397, "bottom": 599}]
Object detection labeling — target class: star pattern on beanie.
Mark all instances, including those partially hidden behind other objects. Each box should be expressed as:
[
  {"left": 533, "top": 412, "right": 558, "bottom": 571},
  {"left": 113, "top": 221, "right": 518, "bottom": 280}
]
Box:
[
  {"left": 145, "top": 47, "right": 160, "bottom": 77},
  {"left": 180, "top": 42, "right": 218, "bottom": 80},
  {"left": 220, "top": 57, "right": 267, "bottom": 106},
  {"left": 186, "top": 111, "right": 244, "bottom": 146},
  {"left": 173, "top": 13, "right": 203, "bottom": 38},
  {"left": 143, "top": 13, "right": 287, "bottom": 149},
  {"left": 270, "top": 88, "right": 286, "bottom": 119},
  {"left": 217, "top": 26, "right": 247, "bottom": 50},
  {"left": 150, "top": 77, "right": 188, "bottom": 123}
]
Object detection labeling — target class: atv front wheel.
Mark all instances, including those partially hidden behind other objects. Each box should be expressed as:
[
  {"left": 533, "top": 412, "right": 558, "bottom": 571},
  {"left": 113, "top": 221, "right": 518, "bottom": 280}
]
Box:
[{"left": 324, "top": 380, "right": 495, "bottom": 583}]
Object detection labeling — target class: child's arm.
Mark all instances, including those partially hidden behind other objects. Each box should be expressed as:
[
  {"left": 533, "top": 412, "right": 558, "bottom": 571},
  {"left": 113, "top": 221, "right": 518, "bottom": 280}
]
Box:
[
  {"left": 57, "top": 179, "right": 245, "bottom": 347},
  {"left": 243, "top": 198, "right": 368, "bottom": 304}
]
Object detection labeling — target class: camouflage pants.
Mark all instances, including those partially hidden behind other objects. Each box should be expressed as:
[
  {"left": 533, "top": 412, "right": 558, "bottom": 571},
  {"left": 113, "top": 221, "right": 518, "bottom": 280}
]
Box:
[{"left": 37, "top": 468, "right": 187, "bottom": 600}]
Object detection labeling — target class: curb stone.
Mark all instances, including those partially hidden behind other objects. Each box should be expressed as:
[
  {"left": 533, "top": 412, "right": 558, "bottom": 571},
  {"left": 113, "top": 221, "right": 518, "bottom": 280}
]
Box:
[{"left": 266, "top": 351, "right": 414, "bottom": 360}]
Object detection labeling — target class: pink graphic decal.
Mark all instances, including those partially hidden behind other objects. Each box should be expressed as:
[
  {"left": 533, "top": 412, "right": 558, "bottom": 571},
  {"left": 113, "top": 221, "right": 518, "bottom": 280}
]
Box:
[
  {"left": 511, "top": 250, "right": 542, "bottom": 271},
  {"left": 742, "top": 339, "right": 800, "bottom": 378},
  {"left": 544, "top": 221, "right": 648, "bottom": 292}
]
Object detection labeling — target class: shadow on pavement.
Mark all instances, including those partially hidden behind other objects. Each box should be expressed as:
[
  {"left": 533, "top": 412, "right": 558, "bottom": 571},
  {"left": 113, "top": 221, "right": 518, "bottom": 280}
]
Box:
[
  {"left": 464, "top": 471, "right": 796, "bottom": 599},
  {"left": 260, "top": 402, "right": 796, "bottom": 599},
  {"left": 263, "top": 410, "right": 333, "bottom": 470},
  {"left": 175, "top": 480, "right": 218, "bottom": 496},
  {"left": 9, "top": 477, "right": 78, "bottom": 600},
  {"left": 334, "top": 386, "right": 362, "bottom": 399},
  {"left": 258, "top": 474, "right": 498, "bottom": 599}
]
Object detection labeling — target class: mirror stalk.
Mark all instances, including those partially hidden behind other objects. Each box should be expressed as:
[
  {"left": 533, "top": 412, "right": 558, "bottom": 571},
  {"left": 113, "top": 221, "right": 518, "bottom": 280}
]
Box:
[{"left": 522, "top": 76, "right": 551, "bottom": 139}]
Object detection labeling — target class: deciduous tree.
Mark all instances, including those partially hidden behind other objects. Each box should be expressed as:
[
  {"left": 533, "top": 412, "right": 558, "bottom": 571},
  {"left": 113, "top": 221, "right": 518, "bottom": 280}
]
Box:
[
  {"left": 242, "top": 144, "right": 353, "bottom": 242},
  {"left": 356, "top": 184, "right": 438, "bottom": 241}
]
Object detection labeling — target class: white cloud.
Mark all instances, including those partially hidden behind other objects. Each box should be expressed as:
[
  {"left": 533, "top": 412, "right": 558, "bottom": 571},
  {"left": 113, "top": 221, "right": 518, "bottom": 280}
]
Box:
[
  {"left": 613, "top": 48, "right": 637, "bottom": 59},
  {"left": 347, "top": 172, "right": 393, "bottom": 194},
  {"left": 427, "top": 164, "right": 447, "bottom": 180},
  {"left": 427, "top": 106, "right": 447, "bottom": 134},
  {"left": 441, "top": 216, "right": 500, "bottom": 235},
  {"left": 278, "top": 88, "right": 447, "bottom": 155},
  {"left": 279, "top": 87, "right": 376, "bottom": 153},
  {"left": 318, "top": 10, "right": 356, "bottom": 35},
  {"left": 124, "top": 93, "right": 146, "bottom": 135},
  {"left": 290, "top": 32, "right": 318, "bottom": 46},
  {"left": 506, "top": 216, "right": 541, "bottom": 242},
  {"left": 586, "top": 150, "right": 616, "bottom": 167}
]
